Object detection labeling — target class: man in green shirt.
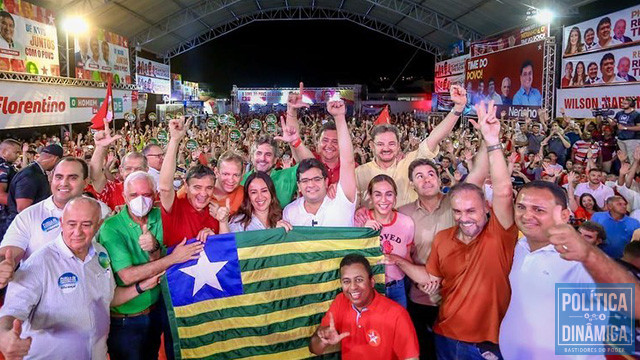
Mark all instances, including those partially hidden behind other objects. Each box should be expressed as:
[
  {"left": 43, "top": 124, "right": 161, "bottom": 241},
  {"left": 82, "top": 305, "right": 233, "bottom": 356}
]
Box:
[
  {"left": 241, "top": 83, "right": 314, "bottom": 207},
  {"left": 99, "top": 171, "right": 203, "bottom": 360}
]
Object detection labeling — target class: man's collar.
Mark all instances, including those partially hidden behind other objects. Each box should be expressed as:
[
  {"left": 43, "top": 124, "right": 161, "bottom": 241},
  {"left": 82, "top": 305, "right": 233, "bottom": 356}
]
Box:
[{"left": 54, "top": 235, "right": 97, "bottom": 262}]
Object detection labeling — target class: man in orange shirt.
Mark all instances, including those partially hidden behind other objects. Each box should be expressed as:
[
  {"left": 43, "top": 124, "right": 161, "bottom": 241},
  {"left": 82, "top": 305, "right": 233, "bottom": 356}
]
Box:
[
  {"left": 385, "top": 101, "right": 518, "bottom": 360},
  {"left": 309, "top": 254, "right": 419, "bottom": 360},
  {"left": 211, "top": 151, "right": 244, "bottom": 215}
]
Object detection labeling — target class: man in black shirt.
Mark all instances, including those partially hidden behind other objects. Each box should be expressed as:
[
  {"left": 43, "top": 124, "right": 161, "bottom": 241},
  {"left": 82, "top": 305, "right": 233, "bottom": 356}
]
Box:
[
  {"left": 5, "top": 144, "right": 62, "bottom": 227},
  {"left": 614, "top": 97, "right": 640, "bottom": 157},
  {"left": 0, "top": 140, "right": 21, "bottom": 241}
]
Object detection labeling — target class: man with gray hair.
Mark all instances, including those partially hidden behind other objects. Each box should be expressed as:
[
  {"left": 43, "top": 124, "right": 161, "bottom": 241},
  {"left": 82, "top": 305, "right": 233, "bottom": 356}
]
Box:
[
  {"left": 99, "top": 171, "right": 203, "bottom": 359},
  {"left": 142, "top": 143, "right": 164, "bottom": 191},
  {"left": 0, "top": 197, "right": 163, "bottom": 359}
]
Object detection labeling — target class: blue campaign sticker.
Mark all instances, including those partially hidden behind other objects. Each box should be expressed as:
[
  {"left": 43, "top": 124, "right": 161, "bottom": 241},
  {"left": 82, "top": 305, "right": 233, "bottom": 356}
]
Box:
[
  {"left": 58, "top": 272, "right": 78, "bottom": 294},
  {"left": 41, "top": 217, "right": 60, "bottom": 232},
  {"left": 98, "top": 252, "right": 110, "bottom": 269},
  {"left": 556, "top": 283, "right": 635, "bottom": 356}
]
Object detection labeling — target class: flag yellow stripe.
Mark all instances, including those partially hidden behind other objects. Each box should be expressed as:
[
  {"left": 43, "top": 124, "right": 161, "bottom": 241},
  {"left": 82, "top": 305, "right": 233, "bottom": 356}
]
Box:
[
  {"left": 181, "top": 325, "right": 316, "bottom": 359},
  {"left": 241, "top": 258, "right": 340, "bottom": 285},
  {"left": 237, "top": 237, "right": 380, "bottom": 260},
  {"left": 177, "top": 300, "right": 333, "bottom": 338},
  {"left": 174, "top": 271, "right": 385, "bottom": 318},
  {"left": 240, "top": 346, "right": 320, "bottom": 360}
]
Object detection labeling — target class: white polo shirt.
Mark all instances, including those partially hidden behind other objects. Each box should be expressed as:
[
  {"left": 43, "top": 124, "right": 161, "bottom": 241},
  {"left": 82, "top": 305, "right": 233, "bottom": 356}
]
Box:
[
  {"left": 1, "top": 196, "right": 110, "bottom": 261},
  {"left": 499, "top": 237, "right": 602, "bottom": 360},
  {"left": 574, "top": 182, "right": 615, "bottom": 209},
  {"left": 0, "top": 235, "right": 115, "bottom": 360},
  {"left": 283, "top": 183, "right": 356, "bottom": 227}
]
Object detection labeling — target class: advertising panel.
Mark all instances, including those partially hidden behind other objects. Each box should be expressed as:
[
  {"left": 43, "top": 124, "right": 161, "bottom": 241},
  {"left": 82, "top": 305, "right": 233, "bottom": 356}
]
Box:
[
  {"left": 556, "top": 84, "right": 640, "bottom": 118},
  {"left": 136, "top": 57, "right": 170, "bottom": 96},
  {"left": 560, "top": 45, "right": 639, "bottom": 87},
  {"left": 74, "top": 27, "right": 131, "bottom": 84},
  {"left": 470, "top": 23, "right": 548, "bottom": 57}
]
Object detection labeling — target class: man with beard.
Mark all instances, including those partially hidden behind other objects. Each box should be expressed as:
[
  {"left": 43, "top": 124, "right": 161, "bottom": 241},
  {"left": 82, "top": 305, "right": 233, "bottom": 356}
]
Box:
[
  {"left": 385, "top": 101, "right": 517, "bottom": 360},
  {"left": 617, "top": 57, "right": 636, "bottom": 82},
  {"left": 613, "top": 98, "right": 640, "bottom": 157},
  {"left": 573, "top": 169, "right": 614, "bottom": 209},
  {"left": 355, "top": 85, "right": 467, "bottom": 209}
]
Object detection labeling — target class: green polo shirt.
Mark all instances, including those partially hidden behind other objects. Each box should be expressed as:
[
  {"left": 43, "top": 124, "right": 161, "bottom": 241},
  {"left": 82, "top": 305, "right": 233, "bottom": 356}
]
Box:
[
  {"left": 241, "top": 164, "right": 299, "bottom": 207},
  {"left": 99, "top": 206, "right": 164, "bottom": 314}
]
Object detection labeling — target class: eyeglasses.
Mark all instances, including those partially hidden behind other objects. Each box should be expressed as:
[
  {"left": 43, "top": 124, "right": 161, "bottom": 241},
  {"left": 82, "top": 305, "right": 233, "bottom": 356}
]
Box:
[
  {"left": 147, "top": 153, "right": 164, "bottom": 158},
  {"left": 298, "top": 176, "right": 325, "bottom": 185}
]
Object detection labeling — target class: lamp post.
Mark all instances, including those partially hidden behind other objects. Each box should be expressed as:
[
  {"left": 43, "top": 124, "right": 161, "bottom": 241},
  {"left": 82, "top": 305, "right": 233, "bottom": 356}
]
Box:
[{"left": 62, "top": 16, "right": 88, "bottom": 78}]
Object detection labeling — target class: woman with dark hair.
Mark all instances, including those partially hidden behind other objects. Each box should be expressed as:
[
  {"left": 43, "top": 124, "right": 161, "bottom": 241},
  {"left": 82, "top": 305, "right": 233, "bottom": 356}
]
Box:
[
  {"left": 564, "top": 26, "right": 584, "bottom": 55},
  {"left": 221, "top": 171, "right": 292, "bottom": 232},
  {"left": 570, "top": 61, "right": 586, "bottom": 87},
  {"left": 568, "top": 172, "right": 602, "bottom": 221},
  {"left": 355, "top": 174, "right": 414, "bottom": 308}
]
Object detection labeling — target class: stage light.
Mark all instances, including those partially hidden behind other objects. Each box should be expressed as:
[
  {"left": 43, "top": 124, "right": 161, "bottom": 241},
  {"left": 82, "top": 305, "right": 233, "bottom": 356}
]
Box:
[
  {"left": 533, "top": 8, "right": 554, "bottom": 24},
  {"left": 62, "top": 16, "right": 89, "bottom": 34}
]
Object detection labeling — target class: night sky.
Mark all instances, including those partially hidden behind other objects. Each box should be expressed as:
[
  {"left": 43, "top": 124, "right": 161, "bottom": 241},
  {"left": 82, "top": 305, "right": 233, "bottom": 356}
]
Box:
[{"left": 170, "top": 20, "right": 435, "bottom": 95}]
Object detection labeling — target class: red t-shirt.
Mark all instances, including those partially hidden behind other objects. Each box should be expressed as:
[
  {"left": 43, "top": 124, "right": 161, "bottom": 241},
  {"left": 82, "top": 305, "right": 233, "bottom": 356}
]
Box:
[
  {"left": 98, "top": 180, "right": 125, "bottom": 211},
  {"left": 161, "top": 193, "right": 220, "bottom": 247},
  {"left": 320, "top": 292, "right": 419, "bottom": 360},
  {"left": 313, "top": 152, "right": 340, "bottom": 185}
]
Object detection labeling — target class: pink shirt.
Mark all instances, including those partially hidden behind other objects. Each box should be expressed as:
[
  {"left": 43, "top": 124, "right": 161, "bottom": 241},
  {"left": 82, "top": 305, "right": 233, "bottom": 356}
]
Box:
[{"left": 358, "top": 210, "right": 415, "bottom": 282}]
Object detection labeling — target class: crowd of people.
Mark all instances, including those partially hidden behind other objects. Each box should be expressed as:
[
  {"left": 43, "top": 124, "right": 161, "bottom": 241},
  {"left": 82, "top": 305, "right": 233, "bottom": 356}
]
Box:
[{"left": 0, "top": 83, "right": 638, "bottom": 360}]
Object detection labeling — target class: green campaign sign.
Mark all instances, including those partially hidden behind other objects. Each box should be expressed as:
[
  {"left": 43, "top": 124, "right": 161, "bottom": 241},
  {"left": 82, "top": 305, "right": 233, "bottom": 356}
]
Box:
[
  {"left": 186, "top": 139, "right": 198, "bottom": 151},
  {"left": 207, "top": 117, "right": 218, "bottom": 129},
  {"left": 266, "top": 123, "right": 277, "bottom": 133},
  {"left": 157, "top": 130, "right": 168, "bottom": 143},
  {"left": 250, "top": 119, "right": 262, "bottom": 130},
  {"left": 266, "top": 114, "right": 277, "bottom": 124},
  {"left": 219, "top": 114, "right": 229, "bottom": 125},
  {"left": 227, "top": 116, "right": 237, "bottom": 127}
]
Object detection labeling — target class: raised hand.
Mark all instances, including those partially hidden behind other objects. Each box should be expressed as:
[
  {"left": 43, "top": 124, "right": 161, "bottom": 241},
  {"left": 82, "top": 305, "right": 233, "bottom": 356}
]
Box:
[
  {"left": 0, "top": 318, "right": 32, "bottom": 360},
  {"left": 617, "top": 150, "right": 628, "bottom": 163},
  {"left": 470, "top": 100, "right": 500, "bottom": 145},
  {"left": 287, "top": 82, "right": 310, "bottom": 111},
  {"left": 317, "top": 313, "right": 350, "bottom": 346},
  {"left": 620, "top": 162, "right": 632, "bottom": 176},
  {"left": 566, "top": 171, "right": 577, "bottom": 185},
  {"left": 449, "top": 84, "right": 467, "bottom": 108},
  {"left": 212, "top": 199, "right": 231, "bottom": 223},
  {"left": 94, "top": 124, "right": 122, "bottom": 148},
  {"left": 0, "top": 249, "right": 15, "bottom": 289},
  {"left": 327, "top": 100, "right": 346, "bottom": 117},
  {"left": 168, "top": 117, "right": 190, "bottom": 141},
  {"left": 274, "top": 116, "right": 301, "bottom": 145},
  {"left": 547, "top": 205, "right": 591, "bottom": 261},
  {"left": 138, "top": 224, "right": 157, "bottom": 252}
]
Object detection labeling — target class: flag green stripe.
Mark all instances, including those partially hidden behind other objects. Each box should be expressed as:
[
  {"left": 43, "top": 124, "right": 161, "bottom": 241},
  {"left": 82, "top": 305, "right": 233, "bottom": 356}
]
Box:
[
  {"left": 177, "top": 288, "right": 341, "bottom": 328},
  {"left": 183, "top": 337, "right": 339, "bottom": 360},
  {"left": 179, "top": 313, "right": 324, "bottom": 349},
  {"left": 235, "top": 227, "right": 379, "bottom": 248},
  {"left": 239, "top": 247, "right": 381, "bottom": 272}
]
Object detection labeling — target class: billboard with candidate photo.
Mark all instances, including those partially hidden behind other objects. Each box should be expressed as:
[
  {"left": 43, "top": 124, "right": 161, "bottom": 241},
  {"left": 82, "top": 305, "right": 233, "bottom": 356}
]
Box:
[
  {"left": 560, "top": 46, "right": 639, "bottom": 88},
  {"left": 470, "top": 23, "right": 548, "bottom": 57},
  {"left": 562, "top": 5, "right": 640, "bottom": 58},
  {"left": 465, "top": 40, "right": 545, "bottom": 118},
  {"left": 74, "top": 27, "right": 131, "bottom": 84},
  {"left": 136, "top": 57, "right": 170, "bottom": 96},
  {"left": 556, "top": 84, "right": 640, "bottom": 118},
  {"left": 0, "top": 0, "right": 59, "bottom": 76}
]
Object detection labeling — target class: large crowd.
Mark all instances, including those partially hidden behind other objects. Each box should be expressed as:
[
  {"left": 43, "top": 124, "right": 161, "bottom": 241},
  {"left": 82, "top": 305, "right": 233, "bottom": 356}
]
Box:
[{"left": 0, "top": 83, "right": 638, "bottom": 360}]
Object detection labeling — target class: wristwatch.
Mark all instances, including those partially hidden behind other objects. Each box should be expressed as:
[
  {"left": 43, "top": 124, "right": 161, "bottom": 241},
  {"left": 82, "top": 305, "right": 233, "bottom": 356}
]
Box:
[
  {"left": 487, "top": 143, "right": 503, "bottom": 152},
  {"left": 451, "top": 108, "right": 464, "bottom": 117}
]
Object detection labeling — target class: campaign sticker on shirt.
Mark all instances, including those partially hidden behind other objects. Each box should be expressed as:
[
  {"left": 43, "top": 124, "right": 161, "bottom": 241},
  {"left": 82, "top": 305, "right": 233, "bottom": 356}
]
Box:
[
  {"left": 41, "top": 217, "right": 60, "bottom": 232},
  {"left": 367, "top": 329, "right": 381, "bottom": 347},
  {"left": 58, "top": 272, "right": 78, "bottom": 294},
  {"left": 98, "top": 252, "right": 111, "bottom": 269}
]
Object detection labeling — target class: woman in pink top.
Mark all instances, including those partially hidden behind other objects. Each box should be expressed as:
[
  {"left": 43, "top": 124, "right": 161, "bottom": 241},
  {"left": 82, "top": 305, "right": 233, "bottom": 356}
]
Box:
[{"left": 356, "top": 174, "right": 415, "bottom": 308}]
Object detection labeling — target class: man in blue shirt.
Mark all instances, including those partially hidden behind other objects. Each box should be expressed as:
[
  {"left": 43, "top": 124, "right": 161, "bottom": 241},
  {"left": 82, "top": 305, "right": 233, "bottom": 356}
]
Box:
[
  {"left": 512, "top": 60, "right": 542, "bottom": 106},
  {"left": 592, "top": 196, "right": 640, "bottom": 259}
]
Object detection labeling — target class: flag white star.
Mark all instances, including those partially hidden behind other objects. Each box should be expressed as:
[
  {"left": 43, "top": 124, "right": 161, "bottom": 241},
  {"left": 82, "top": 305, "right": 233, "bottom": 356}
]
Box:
[{"left": 179, "top": 254, "right": 228, "bottom": 297}]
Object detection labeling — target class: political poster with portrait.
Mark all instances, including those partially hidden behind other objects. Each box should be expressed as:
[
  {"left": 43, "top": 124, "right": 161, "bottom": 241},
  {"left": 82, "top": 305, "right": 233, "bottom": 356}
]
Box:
[
  {"left": 560, "top": 45, "right": 639, "bottom": 88},
  {"left": 465, "top": 40, "right": 545, "bottom": 118},
  {"left": 556, "top": 84, "right": 640, "bottom": 118},
  {"left": 74, "top": 27, "right": 131, "bottom": 84},
  {"left": 171, "top": 73, "right": 183, "bottom": 101},
  {"left": 562, "top": 5, "right": 640, "bottom": 58},
  {"left": 0, "top": 0, "right": 59, "bottom": 76},
  {"left": 136, "top": 57, "right": 170, "bottom": 96},
  {"left": 470, "top": 23, "right": 548, "bottom": 57},
  {"left": 434, "top": 54, "right": 468, "bottom": 96}
]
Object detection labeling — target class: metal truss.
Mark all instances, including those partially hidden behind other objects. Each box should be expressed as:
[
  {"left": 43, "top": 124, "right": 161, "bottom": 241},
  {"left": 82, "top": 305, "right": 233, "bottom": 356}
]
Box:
[
  {"left": 131, "top": 0, "right": 242, "bottom": 47},
  {"left": 363, "top": 0, "right": 482, "bottom": 41},
  {"left": 542, "top": 36, "right": 556, "bottom": 116},
  {"left": 0, "top": 71, "right": 138, "bottom": 90},
  {"left": 162, "top": 6, "right": 443, "bottom": 59}
]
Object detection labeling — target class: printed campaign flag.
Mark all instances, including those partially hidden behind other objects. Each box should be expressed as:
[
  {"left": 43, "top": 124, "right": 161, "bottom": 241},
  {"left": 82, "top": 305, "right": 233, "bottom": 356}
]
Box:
[{"left": 162, "top": 227, "right": 384, "bottom": 360}]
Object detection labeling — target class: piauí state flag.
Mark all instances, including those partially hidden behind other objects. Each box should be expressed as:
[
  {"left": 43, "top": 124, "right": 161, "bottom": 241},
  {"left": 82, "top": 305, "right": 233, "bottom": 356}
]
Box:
[{"left": 162, "top": 227, "right": 384, "bottom": 360}]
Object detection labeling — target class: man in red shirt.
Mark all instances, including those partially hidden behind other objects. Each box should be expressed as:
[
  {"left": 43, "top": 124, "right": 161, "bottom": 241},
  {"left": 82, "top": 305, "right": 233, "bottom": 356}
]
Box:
[
  {"left": 89, "top": 125, "right": 147, "bottom": 210},
  {"left": 159, "top": 117, "right": 226, "bottom": 247},
  {"left": 314, "top": 121, "right": 340, "bottom": 185},
  {"left": 309, "top": 254, "right": 419, "bottom": 360}
]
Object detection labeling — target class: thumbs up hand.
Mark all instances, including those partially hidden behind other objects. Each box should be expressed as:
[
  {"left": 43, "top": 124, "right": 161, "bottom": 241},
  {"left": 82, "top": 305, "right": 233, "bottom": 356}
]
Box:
[
  {"left": 213, "top": 198, "right": 231, "bottom": 224},
  {"left": 138, "top": 224, "right": 158, "bottom": 252},
  {"left": 547, "top": 205, "right": 591, "bottom": 262},
  {"left": 0, "top": 249, "right": 16, "bottom": 289},
  {"left": 0, "top": 318, "right": 32, "bottom": 359}
]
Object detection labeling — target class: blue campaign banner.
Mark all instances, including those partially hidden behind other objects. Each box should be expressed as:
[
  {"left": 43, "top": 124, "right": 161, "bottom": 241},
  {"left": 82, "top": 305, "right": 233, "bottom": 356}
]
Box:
[{"left": 556, "top": 283, "right": 635, "bottom": 356}]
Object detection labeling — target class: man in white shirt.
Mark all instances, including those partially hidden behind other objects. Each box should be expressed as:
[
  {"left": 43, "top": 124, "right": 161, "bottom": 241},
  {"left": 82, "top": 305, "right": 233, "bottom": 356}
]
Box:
[
  {"left": 0, "top": 157, "right": 102, "bottom": 288},
  {"left": 283, "top": 100, "right": 357, "bottom": 227},
  {"left": 500, "top": 181, "right": 601, "bottom": 359},
  {"left": 573, "top": 169, "right": 614, "bottom": 208},
  {"left": 0, "top": 197, "right": 162, "bottom": 360},
  {"left": 143, "top": 143, "right": 164, "bottom": 191}
]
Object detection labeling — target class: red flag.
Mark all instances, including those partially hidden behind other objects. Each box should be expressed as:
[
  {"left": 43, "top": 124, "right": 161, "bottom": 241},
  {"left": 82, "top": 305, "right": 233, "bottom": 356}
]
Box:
[
  {"left": 374, "top": 105, "right": 391, "bottom": 125},
  {"left": 90, "top": 76, "right": 113, "bottom": 130}
]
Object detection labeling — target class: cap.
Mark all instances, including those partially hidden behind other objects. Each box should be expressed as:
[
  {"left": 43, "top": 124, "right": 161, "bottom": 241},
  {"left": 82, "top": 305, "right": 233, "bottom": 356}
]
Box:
[{"left": 40, "top": 144, "right": 63, "bottom": 158}]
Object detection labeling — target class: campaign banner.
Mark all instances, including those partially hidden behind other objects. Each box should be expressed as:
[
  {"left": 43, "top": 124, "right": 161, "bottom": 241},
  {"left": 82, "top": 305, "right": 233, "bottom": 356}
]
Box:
[
  {"left": 470, "top": 23, "right": 548, "bottom": 57},
  {"left": 560, "top": 45, "right": 640, "bottom": 88},
  {"left": 562, "top": 5, "right": 640, "bottom": 58},
  {"left": 0, "top": 80, "right": 133, "bottom": 129},
  {"left": 136, "top": 57, "right": 170, "bottom": 95},
  {"left": 449, "top": 40, "right": 466, "bottom": 58},
  {"left": 0, "top": 1, "right": 59, "bottom": 76},
  {"left": 171, "top": 73, "right": 183, "bottom": 101},
  {"left": 556, "top": 84, "right": 640, "bottom": 118},
  {"left": 435, "top": 74, "right": 465, "bottom": 94},
  {"left": 237, "top": 88, "right": 356, "bottom": 105},
  {"left": 465, "top": 40, "right": 545, "bottom": 118},
  {"left": 435, "top": 54, "right": 469, "bottom": 78},
  {"left": 74, "top": 27, "right": 131, "bottom": 84}
]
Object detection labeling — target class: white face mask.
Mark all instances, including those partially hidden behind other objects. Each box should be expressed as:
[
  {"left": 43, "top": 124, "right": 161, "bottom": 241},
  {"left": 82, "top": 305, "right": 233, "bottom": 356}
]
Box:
[{"left": 129, "top": 195, "right": 153, "bottom": 217}]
